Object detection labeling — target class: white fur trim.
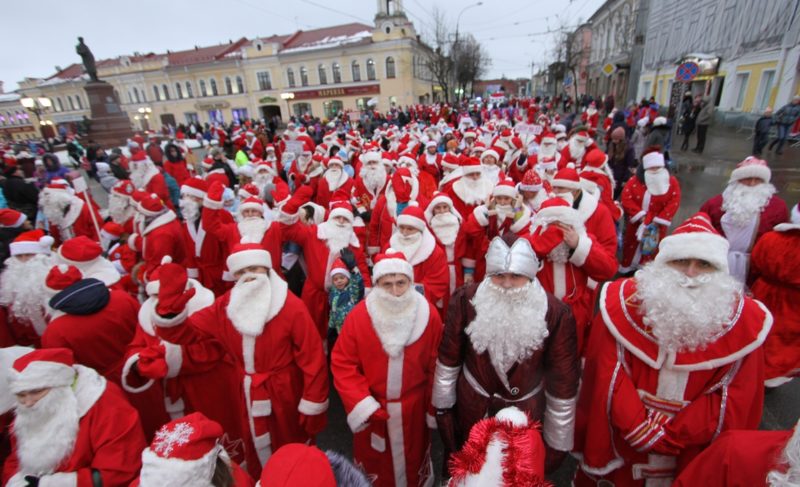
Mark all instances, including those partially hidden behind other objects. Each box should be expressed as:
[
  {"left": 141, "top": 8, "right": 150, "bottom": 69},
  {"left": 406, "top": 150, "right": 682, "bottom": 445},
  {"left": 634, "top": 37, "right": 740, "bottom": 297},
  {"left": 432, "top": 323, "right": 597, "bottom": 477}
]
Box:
[
  {"left": 73, "top": 365, "right": 106, "bottom": 418},
  {"left": 492, "top": 184, "right": 517, "bottom": 199},
  {"left": 509, "top": 205, "right": 532, "bottom": 233},
  {"left": 328, "top": 206, "right": 354, "bottom": 223},
  {"left": 575, "top": 191, "right": 599, "bottom": 223},
  {"left": 298, "top": 398, "right": 330, "bottom": 415},
  {"left": 473, "top": 206, "right": 490, "bottom": 227},
  {"left": 552, "top": 177, "right": 581, "bottom": 190},
  {"left": 347, "top": 395, "right": 381, "bottom": 433},
  {"left": 142, "top": 211, "right": 177, "bottom": 236},
  {"left": 226, "top": 248, "right": 272, "bottom": 274},
  {"left": 396, "top": 213, "right": 426, "bottom": 232},
  {"left": 730, "top": 164, "right": 770, "bottom": 183},
  {"left": 654, "top": 231, "right": 730, "bottom": 272},
  {"left": 373, "top": 255, "right": 414, "bottom": 282},
  {"left": 569, "top": 233, "right": 592, "bottom": 267},
  {"left": 180, "top": 186, "right": 206, "bottom": 199},
  {"left": 10, "top": 236, "right": 54, "bottom": 256},
  {"left": 496, "top": 406, "right": 529, "bottom": 426},
  {"left": 139, "top": 444, "right": 219, "bottom": 487},
  {"left": 152, "top": 306, "right": 189, "bottom": 328},
  {"left": 480, "top": 149, "right": 500, "bottom": 162},
  {"left": 642, "top": 152, "right": 665, "bottom": 169},
  {"left": 38, "top": 472, "right": 77, "bottom": 487},
  {"left": 652, "top": 217, "right": 671, "bottom": 227},
  {"left": 238, "top": 200, "right": 265, "bottom": 214},
  {"left": 9, "top": 361, "right": 75, "bottom": 394},
  {"left": 120, "top": 353, "right": 155, "bottom": 394},
  {"left": 630, "top": 210, "right": 646, "bottom": 223},
  {"left": 164, "top": 342, "right": 183, "bottom": 379},
  {"left": 202, "top": 195, "right": 224, "bottom": 210}
]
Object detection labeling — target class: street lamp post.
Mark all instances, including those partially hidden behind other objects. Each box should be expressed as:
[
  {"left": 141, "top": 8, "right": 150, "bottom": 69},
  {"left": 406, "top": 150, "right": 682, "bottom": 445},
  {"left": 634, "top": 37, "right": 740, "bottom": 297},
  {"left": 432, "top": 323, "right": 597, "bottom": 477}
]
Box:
[
  {"left": 280, "top": 92, "right": 295, "bottom": 126},
  {"left": 137, "top": 106, "right": 152, "bottom": 132},
  {"left": 453, "top": 1, "right": 482, "bottom": 102},
  {"left": 20, "top": 96, "right": 54, "bottom": 139}
]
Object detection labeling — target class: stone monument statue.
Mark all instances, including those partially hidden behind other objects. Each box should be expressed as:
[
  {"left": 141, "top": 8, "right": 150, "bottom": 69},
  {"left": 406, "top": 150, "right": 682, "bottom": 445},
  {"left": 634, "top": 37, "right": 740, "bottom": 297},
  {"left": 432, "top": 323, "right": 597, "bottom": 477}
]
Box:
[{"left": 76, "top": 36, "right": 99, "bottom": 82}]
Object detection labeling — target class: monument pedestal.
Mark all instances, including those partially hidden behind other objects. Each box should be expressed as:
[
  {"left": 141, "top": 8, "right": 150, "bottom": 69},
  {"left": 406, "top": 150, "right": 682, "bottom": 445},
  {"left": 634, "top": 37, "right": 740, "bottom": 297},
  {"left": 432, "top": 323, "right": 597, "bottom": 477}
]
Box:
[{"left": 84, "top": 81, "right": 132, "bottom": 148}]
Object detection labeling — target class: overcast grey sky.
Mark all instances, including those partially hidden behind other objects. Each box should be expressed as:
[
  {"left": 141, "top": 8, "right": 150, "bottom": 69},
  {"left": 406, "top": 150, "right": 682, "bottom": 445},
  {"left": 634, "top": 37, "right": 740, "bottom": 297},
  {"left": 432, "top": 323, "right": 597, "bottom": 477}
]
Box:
[{"left": 2, "top": 0, "right": 604, "bottom": 91}]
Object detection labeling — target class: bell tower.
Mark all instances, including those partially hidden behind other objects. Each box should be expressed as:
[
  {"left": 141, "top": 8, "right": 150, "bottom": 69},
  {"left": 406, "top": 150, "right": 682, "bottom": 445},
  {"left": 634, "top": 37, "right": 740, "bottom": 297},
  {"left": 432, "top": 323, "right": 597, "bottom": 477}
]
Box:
[{"left": 373, "top": 0, "right": 416, "bottom": 41}]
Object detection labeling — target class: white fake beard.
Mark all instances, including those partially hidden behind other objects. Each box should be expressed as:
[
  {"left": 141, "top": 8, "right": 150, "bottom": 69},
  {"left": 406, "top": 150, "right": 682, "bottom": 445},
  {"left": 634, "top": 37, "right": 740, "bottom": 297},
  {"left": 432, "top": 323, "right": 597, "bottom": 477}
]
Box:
[
  {"left": 538, "top": 143, "right": 557, "bottom": 158},
  {"left": 459, "top": 176, "right": 490, "bottom": 205},
  {"left": 237, "top": 217, "right": 269, "bottom": 244},
  {"left": 768, "top": 421, "right": 800, "bottom": 487},
  {"left": 556, "top": 140, "right": 567, "bottom": 151},
  {"left": 722, "top": 182, "right": 776, "bottom": 226},
  {"left": 467, "top": 279, "right": 549, "bottom": 372},
  {"left": 390, "top": 231, "right": 423, "bottom": 261},
  {"left": 553, "top": 191, "right": 575, "bottom": 206},
  {"left": 361, "top": 164, "right": 387, "bottom": 194},
  {"left": 41, "top": 191, "right": 72, "bottom": 226},
  {"left": 495, "top": 204, "right": 514, "bottom": 222},
  {"left": 547, "top": 241, "right": 571, "bottom": 264},
  {"left": 321, "top": 220, "right": 354, "bottom": 254},
  {"left": 324, "top": 168, "right": 346, "bottom": 190},
  {"left": 430, "top": 213, "right": 460, "bottom": 246},
  {"left": 253, "top": 173, "right": 272, "bottom": 193},
  {"left": 108, "top": 193, "right": 134, "bottom": 224},
  {"left": 366, "top": 287, "right": 418, "bottom": 357},
  {"left": 644, "top": 168, "right": 670, "bottom": 196},
  {"left": 636, "top": 261, "right": 741, "bottom": 352},
  {"left": 525, "top": 192, "right": 546, "bottom": 212},
  {"left": 0, "top": 254, "right": 51, "bottom": 333},
  {"left": 568, "top": 139, "right": 585, "bottom": 160},
  {"left": 296, "top": 155, "right": 312, "bottom": 173},
  {"left": 227, "top": 273, "right": 271, "bottom": 337},
  {"left": 482, "top": 165, "right": 500, "bottom": 184},
  {"left": 130, "top": 161, "right": 154, "bottom": 189},
  {"left": 13, "top": 385, "right": 79, "bottom": 476},
  {"left": 180, "top": 197, "right": 200, "bottom": 223}
]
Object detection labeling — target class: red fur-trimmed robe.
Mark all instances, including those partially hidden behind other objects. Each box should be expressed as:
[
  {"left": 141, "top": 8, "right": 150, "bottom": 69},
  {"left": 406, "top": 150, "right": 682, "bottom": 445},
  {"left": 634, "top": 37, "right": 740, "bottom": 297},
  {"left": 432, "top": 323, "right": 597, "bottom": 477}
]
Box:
[{"left": 620, "top": 175, "right": 681, "bottom": 271}]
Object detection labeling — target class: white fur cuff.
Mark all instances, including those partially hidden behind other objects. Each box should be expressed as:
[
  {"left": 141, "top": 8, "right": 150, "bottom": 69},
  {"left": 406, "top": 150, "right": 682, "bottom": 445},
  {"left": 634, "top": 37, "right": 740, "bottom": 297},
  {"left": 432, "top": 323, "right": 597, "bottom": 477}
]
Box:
[
  {"left": 473, "top": 206, "right": 490, "bottom": 227},
  {"left": 121, "top": 353, "right": 155, "bottom": 394},
  {"left": 347, "top": 396, "right": 380, "bottom": 433},
  {"left": 39, "top": 472, "right": 77, "bottom": 487},
  {"left": 653, "top": 217, "right": 671, "bottom": 227},
  {"left": 298, "top": 398, "right": 330, "bottom": 415},
  {"left": 568, "top": 234, "right": 592, "bottom": 267},
  {"left": 202, "top": 195, "right": 223, "bottom": 210},
  {"left": 151, "top": 303, "right": 189, "bottom": 328},
  {"left": 630, "top": 210, "right": 646, "bottom": 223},
  {"left": 164, "top": 342, "right": 183, "bottom": 379}
]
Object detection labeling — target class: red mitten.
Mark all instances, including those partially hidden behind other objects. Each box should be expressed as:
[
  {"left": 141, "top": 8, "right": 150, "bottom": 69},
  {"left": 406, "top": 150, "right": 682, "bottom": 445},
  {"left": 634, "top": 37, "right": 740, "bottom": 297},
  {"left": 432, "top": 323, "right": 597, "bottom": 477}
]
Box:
[
  {"left": 137, "top": 345, "right": 168, "bottom": 379},
  {"left": 369, "top": 408, "right": 390, "bottom": 423},
  {"left": 391, "top": 172, "right": 411, "bottom": 203},
  {"left": 207, "top": 181, "right": 225, "bottom": 203},
  {"left": 155, "top": 263, "right": 196, "bottom": 316},
  {"left": 650, "top": 430, "right": 684, "bottom": 456},
  {"left": 530, "top": 226, "right": 564, "bottom": 258},
  {"left": 283, "top": 185, "right": 314, "bottom": 214},
  {"left": 299, "top": 413, "right": 328, "bottom": 437}
]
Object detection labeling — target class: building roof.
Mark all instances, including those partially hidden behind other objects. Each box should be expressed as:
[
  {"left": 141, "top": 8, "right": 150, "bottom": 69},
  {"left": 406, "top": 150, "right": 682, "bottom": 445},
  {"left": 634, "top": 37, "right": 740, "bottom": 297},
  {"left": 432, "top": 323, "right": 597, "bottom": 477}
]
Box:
[{"left": 35, "top": 23, "right": 375, "bottom": 84}]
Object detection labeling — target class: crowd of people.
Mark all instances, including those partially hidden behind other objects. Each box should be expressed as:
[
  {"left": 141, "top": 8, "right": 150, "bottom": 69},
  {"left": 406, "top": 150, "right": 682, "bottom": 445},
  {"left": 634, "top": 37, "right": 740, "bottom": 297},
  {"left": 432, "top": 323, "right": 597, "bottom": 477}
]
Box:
[{"left": 0, "top": 95, "right": 797, "bottom": 487}]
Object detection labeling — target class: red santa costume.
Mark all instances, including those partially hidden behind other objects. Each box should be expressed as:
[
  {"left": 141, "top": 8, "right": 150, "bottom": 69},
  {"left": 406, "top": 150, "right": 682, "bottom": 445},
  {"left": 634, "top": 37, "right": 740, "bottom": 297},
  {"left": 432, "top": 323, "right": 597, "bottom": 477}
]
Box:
[
  {"left": 619, "top": 151, "right": 682, "bottom": 272},
  {"left": 133, "top": 413, "right": 254, "bottom": 487},
  {"left": 750, "top": 204, "right": 800, "bottom": 387},
  {"left": 508, "top": 133, "right": 560, "bottom": 183},
  {"left": 700, "top": 157, "right": 789, "bottom": 284},
  {"left": 518, "top": 169, "right": 549, "bottom": 218},
  {"left": 152, "top": 246, "right": 329, "bottom": 477},
  {"left": 447, "top": 407, "right": 548, "bottom": 487},
  {"left": 581, "top": 103, "right": 600, "bottom": 133},
  {"left": 55, "top": 235, "right": 121, "bottom": 288},
  {"left": 178, "top": 178, "right": 229, "bottom": 296},
  {"left": 425, "top": 192, "right": 463, "bottom": 293},
  {"left": 245, "top": 132, "right": 264, "bottom": 160},
  {"left": 460, "top": 180, "right": 532, "bottom": 283},
  {"left": 41, "top": 265, "right": 138, "bottom": 385},
  {"left": 369, "top": 168, "right": 428, "bottom": 255},
  {"left": 129, "top": 151, "right": 173, "bottom": 209},
  {"left": 39, "top": 183, "right": 102, "bottom": 245},
  {"left": 316, "top": 157, "right": 353, "bottom": 209},
  {"left": 0, "top": 230, "right": 53, "bottom": 347},
  {"left": 558, "top": 130, "right": 592, "bottom": 170},
  {"left": 573, "top": 213, "right": 773, "bottom": 486},
  {"left": 122, "top": 256, "right": 244, "bottom": 446},
  {"left": 417, "top": 141, "right": 442, "bottom": 182},
  {"left": 528, "top": 198, "right": 618, "bottom": 354},
  {"left": 398, "top": 155, "right": 437, "bottom": 200},
  {"left": 287, "top": 143, "right": 324, "bottom": 193},
  {"left": 108, "top": 180, "right": 137, "bottom": 233},
  {"left": 445, "top": 157, "right": 495, "bottom": 221},
  {"left": 2, "top": 348, "right": 146, "bottom": 487},
  {"left": 331, "top": 252, "right": 443, "bottom": 487},
  {"left": 280, "top": 197, "right": 371, "bottom": 337},
  {"left": 580, "top": 149, "right": 621, "bottom": 221},
  {"left": 352, "top": 151, "right": 389, "bottom": 216},
  {"left": 258, "top": 443, "right": 371, "bottom": 487},
  {"left": 0, "top": 347, "right": 31, "bottom": 463},
  {"left": 129, "top": 193, "right": 188, "bottom": 279},
  {"left": 672, "top": 425, "right": 796, "bottom": 487},
  {"left": 388, "top": 206, "right": 450, "bottom": 315}
]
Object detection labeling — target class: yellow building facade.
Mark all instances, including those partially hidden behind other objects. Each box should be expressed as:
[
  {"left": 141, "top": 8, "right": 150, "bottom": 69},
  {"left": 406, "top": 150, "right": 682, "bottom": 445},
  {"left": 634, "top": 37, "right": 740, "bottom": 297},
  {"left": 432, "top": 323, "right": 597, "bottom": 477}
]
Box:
[{"left": 15, "top": 5, "right": 437, "bottom": 135}]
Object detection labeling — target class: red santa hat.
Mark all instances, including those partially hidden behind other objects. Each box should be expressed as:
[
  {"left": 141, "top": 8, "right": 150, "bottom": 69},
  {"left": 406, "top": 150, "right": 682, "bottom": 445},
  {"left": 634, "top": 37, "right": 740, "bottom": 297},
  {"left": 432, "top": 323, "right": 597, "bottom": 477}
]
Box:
[
  {"left": 461, "top": 157, "right": 483, "bottom": 175},
  {"left": 554, "top": 131, "right": 567, "bottom": 141},
  {"left": 45, "top": 264, "right": 82, "bottom": 294},
  {"left": 425, "top": 140, "right": 438, "bottom": 149},
  {"left": 271, "top": 182, "right": 291, "bottom": 208},
  {"left": 551, "top": 168, "right": 582, "bottom": 190},
  {"left": 101, "top": 221, "right": 125, "bottom": 242},
  {"left": 571, "top": 130, "right": 590, "bottom": 144},
  {"left": 397, "top": 155, "right": 417, "bottom": 169},
  {"left": 112, "top": 180, "right": 136, "bottom": 198},
  {"left": 533, "top": 197, "right": 576, "bottom": 225},
  {"left": 372, "top": 250, "right": 414, "bottom": 283},
  {"left": 239, "top": 196, "right": 265, "bottom": 216},
  {"left": 9, "top": 348, "right": 76, "bottom": 394},
  {"left": 58, "top": 235, "right": 103, "bottom": 264},
  {"left": 537, "top": 156, "right": 558, "bottom": 171},
  {"left": 137, "top": 193, "right": 169, "bottom": 217},
  {"left": 492, "top": 179, "right": 517, "bottom": 199},
  {"left": 10, "top": 229, "right": 54, "bottom": 256},
  {"left": 583, "top": 149, "right": 608, "bottom": 169},
  {"left": 139, "top": 413, "right": 226, "bottom": 487},
  {"left": 480, "top": 149, "right": 500, "bottom": 163},
  {"left": 326, "top": 157, "right": 345, "bottom": 169},
  {"left": 330, "top": 258, "right": 350, "bottom": 280},
  {"left": 540, "top": 132, "right": 557, "bottom": 145},
  {"left": 448, "top": 406, "right": 547, "bottom": 487},
  {"left": 441, "top": 153, "right": 461, "bottom": 172},
  {"left": 425, "top": 192, "right": 461, "bottom": 223},
  {"left": 464, "top": 130, "right": 477, "bottom": 139},
  {"left": 396, "top": 205, "right": 427, "bottom": 232},
  {"left": 259, "top": 444, "right": 336, "bottom": 487},
  {"left": 327, "top": 201, "right": 354, "bottom": 224},
  {"left": 654, "top": 212, "right": 730, "bottom": 272},
  {"left": 471, "top": 142, "right": 487, "bottom": 155},
  {"left": 642, "top": 150, "right": 665, "bottom": 170},
  {"left": 238, "top": 183, "right": 260, "bottom": 199},
  {"left": 518, "top": 169, "right": 543, "bottom": 193},
  {"left": 0, "top": 347, "right": 33, "bottom": 414},
  {"left": 0, "top": 209, "right": 26, "bottom": 228},
  {"left": 180, "top": 177, "right": 208, "bottom": 199},
  {"left": 144, "top": 255, "right": 175, "bottom": 295},
  {"left": 131, "top": 150, "right": 150, "bottom": 163},
  {"left": 729, "top": 156, "right": 771, "bottom": 183},
  {"left": 226, "top": 243, "right": 272, "bottom": 275}
]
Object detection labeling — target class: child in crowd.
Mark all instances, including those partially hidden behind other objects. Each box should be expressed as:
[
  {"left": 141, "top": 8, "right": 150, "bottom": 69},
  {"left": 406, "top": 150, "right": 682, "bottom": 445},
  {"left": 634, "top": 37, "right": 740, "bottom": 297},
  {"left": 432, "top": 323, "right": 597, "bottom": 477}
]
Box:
[{"left": 327, "top": 250, "right": 364, "bottom": 347}]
